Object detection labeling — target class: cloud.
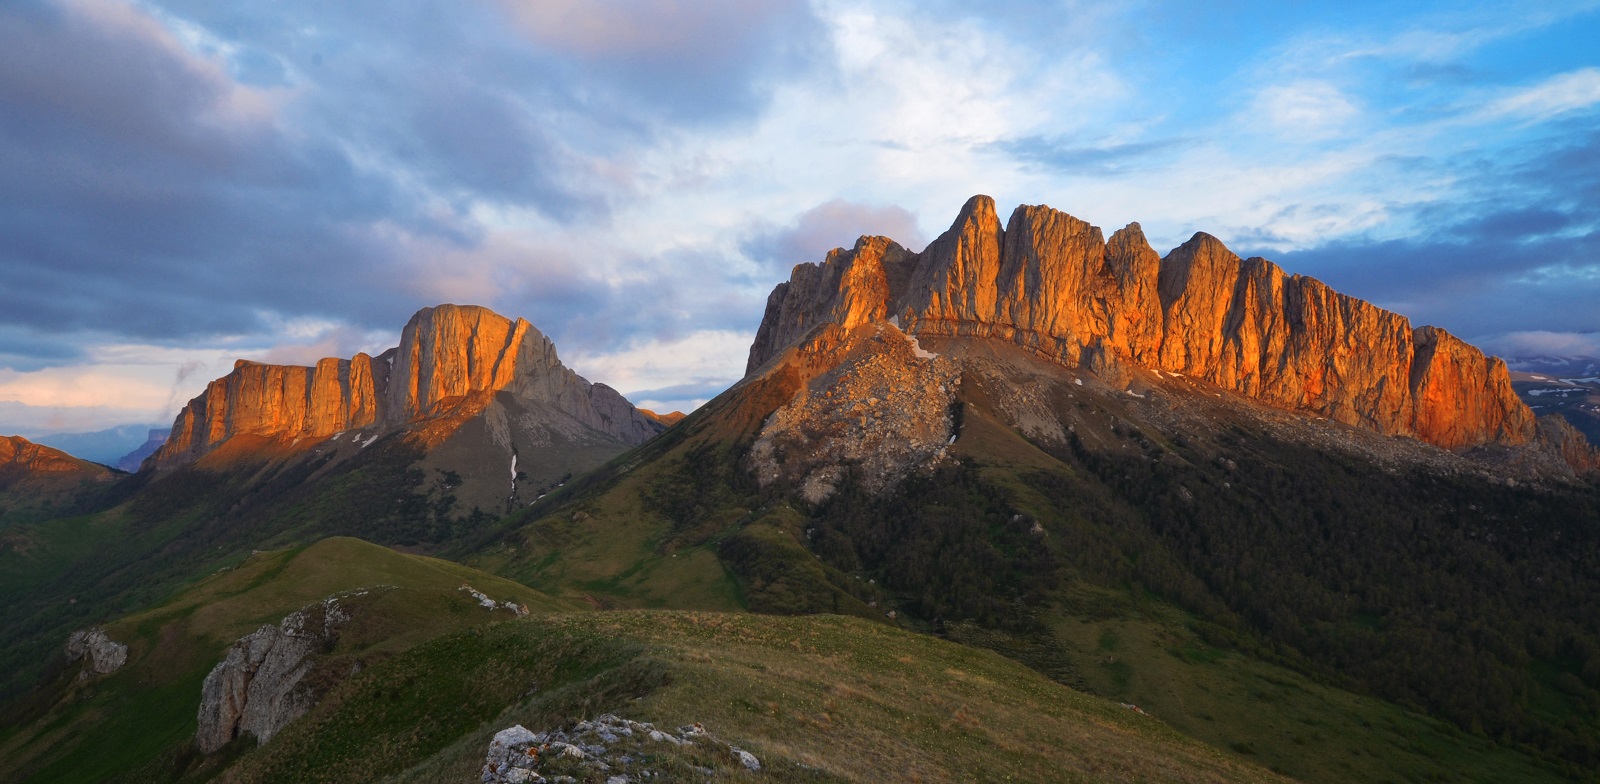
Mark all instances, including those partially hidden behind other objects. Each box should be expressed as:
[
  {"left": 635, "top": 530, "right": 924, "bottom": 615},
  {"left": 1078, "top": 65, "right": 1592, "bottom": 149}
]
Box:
[
  {"left": 0, "top": 400, "right": 161, "bottom": 438},
  {"left": 742, "top": 199, "right": 927, "bottom": 272},
  {"left": 1252, "top": 81, "right": 1360, "bottom": 139},
  {"left": 492, "top": 0, "right": 826, "bottom": 124},
  {"left": 1478, "top": 67, "right": 1600, "bottom": 123},
  {"left": 1479, "top": 331, "right": 1600, "bottom": 359},
  {"left": 991, "top": 135, "right": 1187, "bottom": 176},
  {"left": 563, "top": 329, "right": 752, "bottom": 413}
]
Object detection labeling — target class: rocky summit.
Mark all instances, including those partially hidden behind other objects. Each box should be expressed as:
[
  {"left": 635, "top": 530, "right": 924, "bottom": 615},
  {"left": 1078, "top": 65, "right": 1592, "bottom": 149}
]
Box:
[
  {"left": 749, "top": 195, "right": 1554, "bottom": 459},
  {"left": 148, "top": 304, "right": 663, "bottom": 470}
]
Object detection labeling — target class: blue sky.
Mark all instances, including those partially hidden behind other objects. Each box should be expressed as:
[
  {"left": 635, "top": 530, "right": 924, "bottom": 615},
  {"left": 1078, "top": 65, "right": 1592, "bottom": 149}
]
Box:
[{"left": 2, "top": 0, "right": 1598, "bottom": 433}]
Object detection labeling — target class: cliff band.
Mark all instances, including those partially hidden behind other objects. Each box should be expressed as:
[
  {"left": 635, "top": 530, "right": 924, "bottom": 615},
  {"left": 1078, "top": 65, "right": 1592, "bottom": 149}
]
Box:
[
  {"left": 748, "top": 195, "right": 1535, "bottom": 452},
  {"left": 150, "top": 304, "right": 660, "bottom": 469}
]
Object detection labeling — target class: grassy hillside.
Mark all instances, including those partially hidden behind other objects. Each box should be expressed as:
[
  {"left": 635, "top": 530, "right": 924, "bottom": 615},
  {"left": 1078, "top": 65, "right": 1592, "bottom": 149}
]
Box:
[
  {"left": 0, "top": 536, "right": 576, "bottom": 784},
  {"left": 218, "top": 610, "right": 1291, "bottom": 784}
]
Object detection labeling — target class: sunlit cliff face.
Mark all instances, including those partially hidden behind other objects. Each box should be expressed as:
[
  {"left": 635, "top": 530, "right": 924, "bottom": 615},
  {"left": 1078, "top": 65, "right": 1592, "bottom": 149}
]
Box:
[
  {"left": 149, "top": 304, "right": 661, "bottom": 470},
  {"left": 750, "top": 195, "right": 1536, "bottom": 454}
]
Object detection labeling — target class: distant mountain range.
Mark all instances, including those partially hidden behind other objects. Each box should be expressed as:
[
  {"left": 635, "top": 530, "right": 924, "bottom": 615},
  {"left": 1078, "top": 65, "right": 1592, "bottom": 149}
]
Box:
[
  {"left": 1507, "top": 355, "right": 1600, "bottom": 447},
  {"left": 25, "top": 424, "right": 165, "bottom": 468}
]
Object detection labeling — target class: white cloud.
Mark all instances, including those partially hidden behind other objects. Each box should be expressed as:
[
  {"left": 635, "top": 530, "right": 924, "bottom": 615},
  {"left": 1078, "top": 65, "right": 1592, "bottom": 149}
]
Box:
[
  {"left": 1479, "top": 330, "right": 1600, "bottom": 358},
  {"left": 563, "top": 329, "right": 751, "bottom": 412},
  {"left": 1252, "top": 81, "right": 1360, "bottom": 139},
  {"left": 1478, "top": 67, "right": 1600, "bottom": 122}
]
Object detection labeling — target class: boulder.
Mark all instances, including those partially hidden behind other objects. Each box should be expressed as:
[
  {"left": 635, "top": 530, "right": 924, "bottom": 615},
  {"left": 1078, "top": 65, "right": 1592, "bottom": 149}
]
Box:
[{"left": 64, "top": 628, "right": 127, "bottom": 679}]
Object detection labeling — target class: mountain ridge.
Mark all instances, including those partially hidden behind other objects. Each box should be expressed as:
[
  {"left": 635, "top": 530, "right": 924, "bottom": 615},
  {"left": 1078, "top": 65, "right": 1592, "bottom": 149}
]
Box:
[{"left": 749, "top": 195, "right": 1571, "bottom": 463}]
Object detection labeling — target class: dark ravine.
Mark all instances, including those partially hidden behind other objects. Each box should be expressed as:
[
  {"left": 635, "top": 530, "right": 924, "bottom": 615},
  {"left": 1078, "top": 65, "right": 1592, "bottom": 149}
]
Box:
[{"left": 749, "top": 195, "right": 1575, "bottom": 462}]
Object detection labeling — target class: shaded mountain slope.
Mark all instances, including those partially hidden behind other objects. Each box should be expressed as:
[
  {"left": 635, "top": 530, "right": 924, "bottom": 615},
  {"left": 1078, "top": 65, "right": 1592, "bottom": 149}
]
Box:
[
  {"left": 0, "top": 435, "right": 116, "bottom": 525},
  {"left": 0, "top": 536, "right": 574, "bottom": 784}
]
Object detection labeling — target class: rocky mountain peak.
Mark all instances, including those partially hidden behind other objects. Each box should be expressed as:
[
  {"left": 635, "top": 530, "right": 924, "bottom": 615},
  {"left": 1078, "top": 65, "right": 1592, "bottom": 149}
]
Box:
[
  {"left": 148, "top": 304, "right": 663, "bottom": 470},
  {"left": 748, "top": 195, "right": 1585, "bottom": 465}
]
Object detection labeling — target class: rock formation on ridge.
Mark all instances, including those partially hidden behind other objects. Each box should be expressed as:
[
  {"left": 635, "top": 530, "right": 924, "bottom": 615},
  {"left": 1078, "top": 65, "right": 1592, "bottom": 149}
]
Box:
[
  {"left": 64, "top": 628, "right": 128, "bottom": 680},
  {"left": 195, "top": 596, "right": 349, "bottom": 754},
  {"left": 148, "top": 304, "right": 662, "bottom": 471},
  {"left": 748, "top": 195, "right": 1554, "bottom": 458}
]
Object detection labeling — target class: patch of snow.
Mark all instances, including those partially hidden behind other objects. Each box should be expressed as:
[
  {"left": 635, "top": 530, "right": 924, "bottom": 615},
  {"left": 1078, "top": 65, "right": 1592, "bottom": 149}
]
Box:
[
  {"left": 1562, "top": 377, "right": 1600, "bottom": 384},
  {"left": 510, "top": 453, "right": 517, "bottom": 479},
  {"left": 888, "top": 315, "right": 900, "bottom": 328},
  {"left": 905, "top": 333, "right": 938, "bottom": 360},
  {"left": 948, "top": 434, "right": 957, "bottom": 445},
  {"left": 1126, "top": 390, "right": 1145, "bottom": 398},
  {"left": 330, "top": 432, "right": 342, "bottom": 441},
  {"left": 1073, "top": 378, "right": 1083, "bottom": 386},
  {"left": 359, "top": 434, "right": 379, "bottom": 448}
]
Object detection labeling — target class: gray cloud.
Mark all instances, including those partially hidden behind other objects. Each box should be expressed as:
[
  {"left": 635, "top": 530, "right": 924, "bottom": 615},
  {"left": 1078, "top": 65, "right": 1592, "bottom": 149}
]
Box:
[
  {"left": 742, "top": 199, "right": 928, "bottom": 275},
  {"left": 624, "top": 379, "right": 738, "bottom": 408},
  {"left": 991, "top": 135, "right": 1188, "bottom": 176},
  {"left": 0, "top": 0, "right": 827, "bottom": 371},
  {"left": 1265, "top": 127, "right": 1600, "bottom": 343}
]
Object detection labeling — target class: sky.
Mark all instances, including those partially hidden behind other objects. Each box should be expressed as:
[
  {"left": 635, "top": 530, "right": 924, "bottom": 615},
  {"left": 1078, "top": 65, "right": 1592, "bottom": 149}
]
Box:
[{"left": 3, "top": 0, "right": 1599, "bottom": 436}]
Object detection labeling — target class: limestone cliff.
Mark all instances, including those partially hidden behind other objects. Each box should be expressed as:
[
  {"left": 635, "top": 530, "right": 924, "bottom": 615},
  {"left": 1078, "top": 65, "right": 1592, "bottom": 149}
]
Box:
[
  {"left": 149, "top": 304, "right": 662, "bottom": 470},
  {"left": 747, "top": 195, "right": 1555, "bottom": 457}
]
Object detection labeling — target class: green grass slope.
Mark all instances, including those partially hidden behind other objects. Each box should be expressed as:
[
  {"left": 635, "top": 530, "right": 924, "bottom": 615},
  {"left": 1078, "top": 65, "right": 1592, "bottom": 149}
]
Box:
[
  {"left": 220, "top": 610, "right": 1291, "bottom": 784},
  {"left": 0, "top": 536, "right": 576, "bottom": 784}
]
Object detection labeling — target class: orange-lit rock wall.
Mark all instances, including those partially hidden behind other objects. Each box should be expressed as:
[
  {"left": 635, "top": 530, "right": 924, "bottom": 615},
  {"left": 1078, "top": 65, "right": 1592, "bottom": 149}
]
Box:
[{"left": 748, "top": 194, "right": 1539, "bottom": 452}]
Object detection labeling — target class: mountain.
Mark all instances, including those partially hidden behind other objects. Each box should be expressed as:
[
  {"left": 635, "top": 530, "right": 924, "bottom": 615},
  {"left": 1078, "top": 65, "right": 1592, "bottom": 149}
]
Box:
[
  {"left": 152, "top": 304, "right": 660, "bottom": 467},
  {"left": 1508, "top": 355, "right": 1600, "bottom": 450},
  {"left": 472, "top": 195, "right": 1600, "bottom": 781},
  {"left": 0, "top": 305, "right": 666, "bottom": 715},
  {"left": 751, "top": 195, "right": 1558, "bottom": 459},
  {"left": 27, "top": 424, "right": 162, "bottom": 467},
  {"left": 113, "top": 429, "right": 169, "bottom": 473},
  {"left": 146, "top": 303, "right": 665, "bottom": 519},
  {"left": 0, "top": 435, "right": 115, "bottom": 524}
]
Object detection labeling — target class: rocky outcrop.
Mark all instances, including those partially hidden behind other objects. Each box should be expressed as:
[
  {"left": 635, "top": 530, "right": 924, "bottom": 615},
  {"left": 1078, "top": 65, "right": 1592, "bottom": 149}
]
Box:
[
  {"left": 747, "top": 195, "right": 1557, "bottom": 458},
  {"left": 65, "top": 628, "right": 127, "bottom": 679},
  {"left": 150, "top": 305, "right": 663, "bottom": 470},
  {"left": 195, "top": 597, "right": 348, "bottom": 754},
  {"left": 483, "top": 714, "right": 760, "bottom": 783},
  {"left": 1537, "top": 415, "right": 1600, "bottom": 474}
]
